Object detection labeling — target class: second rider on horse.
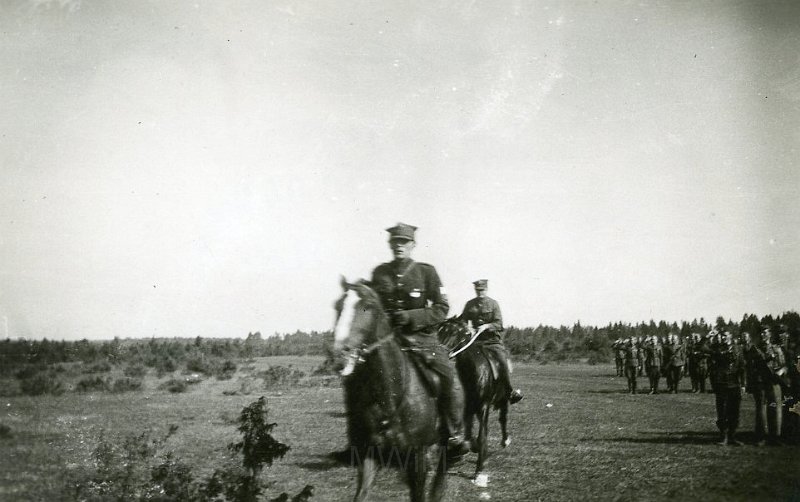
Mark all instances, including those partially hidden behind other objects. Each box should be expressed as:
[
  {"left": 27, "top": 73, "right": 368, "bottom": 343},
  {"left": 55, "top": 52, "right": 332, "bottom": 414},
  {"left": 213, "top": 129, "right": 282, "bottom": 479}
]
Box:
[{"left": 459, "top": 279, "right": 523, "bottom": 404}]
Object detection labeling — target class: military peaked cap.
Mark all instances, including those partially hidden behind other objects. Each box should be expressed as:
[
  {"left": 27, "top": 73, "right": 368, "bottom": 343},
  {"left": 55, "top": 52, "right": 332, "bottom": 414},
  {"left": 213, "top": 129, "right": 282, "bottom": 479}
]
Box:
[
  {"left": 386, "top": 222, "right": 417, "bottom": 241},
  {"left": 473, "top": 279, "right": 488, "bottom": 290}
]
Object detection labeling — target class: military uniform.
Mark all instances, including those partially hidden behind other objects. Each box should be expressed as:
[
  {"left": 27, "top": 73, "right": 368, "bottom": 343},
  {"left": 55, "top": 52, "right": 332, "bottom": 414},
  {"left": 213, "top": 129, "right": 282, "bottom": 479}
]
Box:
[
  {"left": 369, "top": 223, "right": 465, "bottom": 452},
  {"left": 710, "top": 336, "right": 746, "bottom": 445},
  {"left": 745, "top": 341, "right": 784, "bottom": 445},
  {"left": 623, "top": 341, "right": 639, "bottom": 394},
  {"left": 664, "top": 335, "right": 685, "bottom": 393},
  {"left": 613, "top": 339, "right": 625, "bottom": 377},
  {"left": 459, "top": 280, "right": 522, "bottom": 403},
  {"left": 644, "top": 338, "right": 662, "bottom": 394}
]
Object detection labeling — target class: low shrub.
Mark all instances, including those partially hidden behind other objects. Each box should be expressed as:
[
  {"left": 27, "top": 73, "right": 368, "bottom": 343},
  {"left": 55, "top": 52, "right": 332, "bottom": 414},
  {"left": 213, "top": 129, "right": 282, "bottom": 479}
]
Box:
[
  {"left": 76, "top": 376, "right": 110, "bottom": 393},
  {"left": 587, "top": 351, "right": 611, "bottom": 365},
  {"left": 0, "top": 378, "right": 21, "bottom": 397},
  {"left": 19, "top": 371, "right": 65, "bottom": 396},
  {"left": 257, "top": 366, "right": 305, "bottom": 389},
  {"left": 215, "top": 360, "right": 237, "bottom": 380},
  {"left": 15, "top": 363, "right": 47, "bottom": 380},
  {"left": 111, "top": 377, "right": 142, "bottom": 393},
  {"left": 160, "top": 378, "right": 188, "bottom": 394},
  {"left": 154, "top": 357, "right": 177, "bottom": 377},
  {"left": 82, "top": 361, "right": 112, "bottom": 374},
  {"left": 123, "top": 364, "right": 147, "bottom": 378},
  {"left": 185, "top": 357, "right": 212, "bottom": 375}
]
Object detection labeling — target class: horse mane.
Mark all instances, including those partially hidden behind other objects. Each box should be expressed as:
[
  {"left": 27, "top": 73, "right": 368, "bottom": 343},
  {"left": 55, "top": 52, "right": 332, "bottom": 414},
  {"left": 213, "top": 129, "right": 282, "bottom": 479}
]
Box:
[{"left": 350, "top": 280, "right": 385, "bottom": 311}]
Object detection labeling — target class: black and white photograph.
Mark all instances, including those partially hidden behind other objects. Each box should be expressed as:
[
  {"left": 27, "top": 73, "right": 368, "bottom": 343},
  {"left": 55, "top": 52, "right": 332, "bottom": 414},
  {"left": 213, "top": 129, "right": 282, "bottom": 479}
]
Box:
[{"left": 1, "top": 1, "right": 799, "bottom": 500}]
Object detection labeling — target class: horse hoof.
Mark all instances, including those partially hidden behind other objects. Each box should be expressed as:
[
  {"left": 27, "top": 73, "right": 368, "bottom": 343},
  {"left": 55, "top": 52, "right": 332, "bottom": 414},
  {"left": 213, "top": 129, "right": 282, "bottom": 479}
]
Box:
[
  {"left": 501, "top": 438, "right": 511, "bottom": 448},
  {"left": 473, "top": 473, "right": 489, "bottom": 488}
]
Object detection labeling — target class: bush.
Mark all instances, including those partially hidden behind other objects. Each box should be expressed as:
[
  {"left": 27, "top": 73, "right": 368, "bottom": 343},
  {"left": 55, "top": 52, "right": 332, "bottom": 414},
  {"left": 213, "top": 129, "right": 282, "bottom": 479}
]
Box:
[
  {"left": 587, "top": 351, "right": 611, "bottom": 365},
  {"left": 215, "top": 360, "right": 237, "bottom": 380},
  {"left": 83, "top": 361, "right": 112, "bottom": 374},
  {"left": 159, "top": 378, "right": 188, "bottom": 394},
  {"left": 111, "top": 377, "right": 142, "bottom": 393},
  {"left": 19, "top": 371, "right": 65, "bottom": 396},
  {"left": 185, "top": 357, "right": 212, "bottom": 375},
  {"left": 15, "top": 363, "right": 47, "bottom": 380},
  {"left": 155, "top": 357, "right": 177, "bottom": 377},
  {"left": 0, "top": 378, "right": 21, "bottom": 397},
  {"left": 0, "top": 423, "right": 11, "bottom": 439},
  {"left": 76, "top": 376, "right": 110, "bottom": 393},
  {"left": 258, "top": 366, "right": 305, "bottom": 389},
  {"left": 123, "top": 364, "right": 147, "bottom": 378}
]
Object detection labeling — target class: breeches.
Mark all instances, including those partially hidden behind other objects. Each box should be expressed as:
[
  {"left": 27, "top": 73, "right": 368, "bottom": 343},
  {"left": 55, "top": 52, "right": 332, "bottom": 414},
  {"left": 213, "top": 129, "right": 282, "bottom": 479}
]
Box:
[
  {"left": 752, "top": 384, "right": 783, "bottom": 439},
  {"left": 714, "top": 387, "right": 742, "bottom": 433}
]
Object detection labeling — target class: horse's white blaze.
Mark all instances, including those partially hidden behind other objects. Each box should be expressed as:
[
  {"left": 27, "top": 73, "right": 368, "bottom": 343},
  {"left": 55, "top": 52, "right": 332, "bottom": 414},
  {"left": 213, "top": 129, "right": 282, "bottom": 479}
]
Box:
[{"left": 334, "top": 289, "right": 359, "bottom": 351}]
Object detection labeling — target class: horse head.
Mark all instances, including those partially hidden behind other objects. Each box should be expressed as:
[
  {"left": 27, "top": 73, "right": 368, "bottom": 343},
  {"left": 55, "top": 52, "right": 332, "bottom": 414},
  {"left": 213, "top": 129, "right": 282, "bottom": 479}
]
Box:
[{"left": 333, "top": 278, "right": 389, "bottom": 376}]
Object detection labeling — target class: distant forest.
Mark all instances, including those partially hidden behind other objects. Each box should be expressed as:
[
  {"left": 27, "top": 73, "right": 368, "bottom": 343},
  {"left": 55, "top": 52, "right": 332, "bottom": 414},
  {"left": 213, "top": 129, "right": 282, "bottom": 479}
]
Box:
[{"left": 2, "top": 311, "right": 798, "bottom": 372}]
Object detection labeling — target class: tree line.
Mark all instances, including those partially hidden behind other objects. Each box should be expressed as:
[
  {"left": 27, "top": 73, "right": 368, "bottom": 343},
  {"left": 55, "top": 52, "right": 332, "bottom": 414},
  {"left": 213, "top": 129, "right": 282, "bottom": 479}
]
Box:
[{"left": 1, "top": 312, "right": 797, "bottom": 372}]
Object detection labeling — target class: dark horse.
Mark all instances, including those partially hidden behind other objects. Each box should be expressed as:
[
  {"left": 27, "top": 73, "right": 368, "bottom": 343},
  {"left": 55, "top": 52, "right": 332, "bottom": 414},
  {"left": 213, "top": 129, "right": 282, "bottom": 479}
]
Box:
[
  {"left": 438, "top": 317, "right": 511, "bottom": 487},
  {"left": 333, "top": 280, "right": 447, "bottom": 502}
]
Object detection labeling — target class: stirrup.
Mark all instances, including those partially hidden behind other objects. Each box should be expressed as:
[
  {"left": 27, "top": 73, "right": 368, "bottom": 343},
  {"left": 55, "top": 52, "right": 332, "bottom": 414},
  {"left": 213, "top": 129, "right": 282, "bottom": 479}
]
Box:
[{"left": 509, "top": 389, "right": 523, "bottom": 404}]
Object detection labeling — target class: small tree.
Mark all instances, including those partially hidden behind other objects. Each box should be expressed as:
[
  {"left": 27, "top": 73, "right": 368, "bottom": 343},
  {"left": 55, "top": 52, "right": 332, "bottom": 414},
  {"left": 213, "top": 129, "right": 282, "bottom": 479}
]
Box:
[{"left": 229, "top": 396, "right": 290, "bottom": 478}]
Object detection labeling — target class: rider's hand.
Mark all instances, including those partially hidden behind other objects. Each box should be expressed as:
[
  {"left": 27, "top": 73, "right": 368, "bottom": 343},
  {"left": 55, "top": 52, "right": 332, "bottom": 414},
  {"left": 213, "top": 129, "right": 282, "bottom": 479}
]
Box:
[{"left": 392, "top": 310, "right": 410, "bottom": 326}]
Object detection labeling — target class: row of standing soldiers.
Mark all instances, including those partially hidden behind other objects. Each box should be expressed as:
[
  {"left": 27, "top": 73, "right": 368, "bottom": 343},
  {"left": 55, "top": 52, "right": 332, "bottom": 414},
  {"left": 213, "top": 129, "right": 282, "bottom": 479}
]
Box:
[
  {"left": 614, "top": 333, "right": 709, "bottom": 395},
  {"left": 613, "top": 327, "right": 800, "bottom": 446}
]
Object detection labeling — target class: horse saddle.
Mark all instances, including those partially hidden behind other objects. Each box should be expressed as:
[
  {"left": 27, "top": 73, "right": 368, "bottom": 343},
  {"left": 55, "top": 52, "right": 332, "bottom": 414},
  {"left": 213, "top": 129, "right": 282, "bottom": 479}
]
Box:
[
  {"left": 403, "top": 347, "right": 443, "bottom": 396},
  {"left": 476, "top": 345, "right": 504, "bottom": 382}
]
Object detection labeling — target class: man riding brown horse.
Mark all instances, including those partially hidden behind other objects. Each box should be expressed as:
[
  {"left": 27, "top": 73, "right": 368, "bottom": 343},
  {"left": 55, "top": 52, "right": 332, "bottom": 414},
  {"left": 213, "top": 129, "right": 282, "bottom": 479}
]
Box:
[{"left": 459, "top": 279, "right": 523, "bottom": 404}]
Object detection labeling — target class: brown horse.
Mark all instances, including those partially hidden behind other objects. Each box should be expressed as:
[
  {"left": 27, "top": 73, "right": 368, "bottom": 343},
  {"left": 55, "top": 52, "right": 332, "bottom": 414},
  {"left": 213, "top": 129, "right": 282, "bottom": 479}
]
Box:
[
  {"left": 438, "top": 317, "right": 511, "bottom": 487},
  {"left": 333, "top": 280, "right": 447, "bottom": 502}
]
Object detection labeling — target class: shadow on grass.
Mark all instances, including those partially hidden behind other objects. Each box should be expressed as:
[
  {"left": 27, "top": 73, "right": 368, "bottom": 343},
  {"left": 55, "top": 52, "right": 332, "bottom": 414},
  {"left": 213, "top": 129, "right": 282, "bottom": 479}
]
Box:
[
  {"left": 583, "top": 430, "right": 762, "bottom": 445},
  {"left": 585, "top": 389, "right": 633, "bottom": 394}
]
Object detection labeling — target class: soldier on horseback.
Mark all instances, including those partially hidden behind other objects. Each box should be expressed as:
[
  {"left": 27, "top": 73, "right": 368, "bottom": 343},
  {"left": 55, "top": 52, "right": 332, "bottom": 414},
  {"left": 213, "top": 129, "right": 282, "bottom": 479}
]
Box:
[
  {"left": 459, "top": 279, "right": 523, "bottom": 404},
  {"left": 369, "top": 222, "right": 470, "bottom": 459}
]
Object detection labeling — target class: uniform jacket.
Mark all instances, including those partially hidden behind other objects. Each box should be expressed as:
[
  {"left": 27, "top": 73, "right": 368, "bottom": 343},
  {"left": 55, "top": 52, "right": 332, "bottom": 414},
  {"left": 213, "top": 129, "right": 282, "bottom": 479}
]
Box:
[
  {"left": 710, "top": 343, "right": 745, "bottom": 389},
  {"left": 624, "top": 346, "right": 639, "bottom": 368},
  {"left": 370, "top": 259, "right": 449, "bottom": 337},
  {"left": 645, "top": 344, "right": 662, "bottom": 370},
  {"left": 460, "top": 296, "right": 503, "bottom": 344}
]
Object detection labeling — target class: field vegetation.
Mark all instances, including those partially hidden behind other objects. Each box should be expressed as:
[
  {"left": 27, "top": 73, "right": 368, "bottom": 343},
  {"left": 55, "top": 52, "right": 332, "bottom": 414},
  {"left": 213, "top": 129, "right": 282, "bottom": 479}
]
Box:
[{"left": 1, "top": 311, "right": 798, "bottom": 500}]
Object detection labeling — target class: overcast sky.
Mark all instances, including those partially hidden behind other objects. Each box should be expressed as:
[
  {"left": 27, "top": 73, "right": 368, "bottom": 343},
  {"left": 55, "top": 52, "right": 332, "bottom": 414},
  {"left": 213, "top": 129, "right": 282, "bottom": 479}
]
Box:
[{"left": 1, "top": 0, "right": 798, "bottom": 340}]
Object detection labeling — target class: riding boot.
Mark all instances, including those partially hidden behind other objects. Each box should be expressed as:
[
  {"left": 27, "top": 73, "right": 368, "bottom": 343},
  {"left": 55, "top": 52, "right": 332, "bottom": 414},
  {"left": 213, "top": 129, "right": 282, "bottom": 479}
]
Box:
[
  {"left": 499, "top": 356, "right": 523, "bottom": 404},
  {"left": 437, "top": 366, "right": 469, "bottom": 458}
]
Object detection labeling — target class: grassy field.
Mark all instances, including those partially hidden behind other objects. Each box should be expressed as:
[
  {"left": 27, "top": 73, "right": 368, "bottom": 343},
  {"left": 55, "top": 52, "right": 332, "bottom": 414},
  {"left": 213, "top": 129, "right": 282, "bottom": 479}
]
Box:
[{"left": 1, "top": 357, "right": 798, "bottom": 501}]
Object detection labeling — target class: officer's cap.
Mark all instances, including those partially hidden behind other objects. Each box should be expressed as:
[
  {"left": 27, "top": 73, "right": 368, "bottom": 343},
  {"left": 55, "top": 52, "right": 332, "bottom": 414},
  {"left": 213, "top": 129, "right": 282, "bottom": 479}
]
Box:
[
  {"left": 386, "top": 222, "right": 417, "bottom": 242},
  {"left": 473, "top": 279, "right": 488, "bottom": 290}
]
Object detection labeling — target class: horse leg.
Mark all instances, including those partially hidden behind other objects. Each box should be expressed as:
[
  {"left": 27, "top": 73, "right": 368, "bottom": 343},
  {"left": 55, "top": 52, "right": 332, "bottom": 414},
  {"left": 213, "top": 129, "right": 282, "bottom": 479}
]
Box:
[
  {"left": 429, "top": 445, "right": 447, "bottom": 502},
  {"left": 464, "top": 405, "right": 478, "bottom": 453},
  {"left": 499, "top": 400, "right": 510, "bottom": 448},
  {"left": 473, "top": 405, "right": 490, "bottom": 488},
  {"left": 354, "top": 454, "right": 378, "bottom": 502},
  {"left": 405, "top": 446, "right": 427, "bottom": 502}
]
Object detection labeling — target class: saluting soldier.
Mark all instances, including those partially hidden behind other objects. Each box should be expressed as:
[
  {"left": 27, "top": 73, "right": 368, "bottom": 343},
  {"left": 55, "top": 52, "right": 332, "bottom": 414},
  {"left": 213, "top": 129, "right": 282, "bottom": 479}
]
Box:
[
  {"left": 623, "top": 339, "right": 639, "bottom": 394},
  {"left": 613, "top": 339, "right": 625, "bottom": 377},
  {"left": 370, "top": 222, "right": 469, "bottom": 457},
  {"left": 665, "top": 333, "right": 686, "bottom": 393},
  {"left": 459, "top": 279, "right": 523, "bottom": 404},
  {"left": 644, "top": 335, "right": 663, "bottom": 394}
]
